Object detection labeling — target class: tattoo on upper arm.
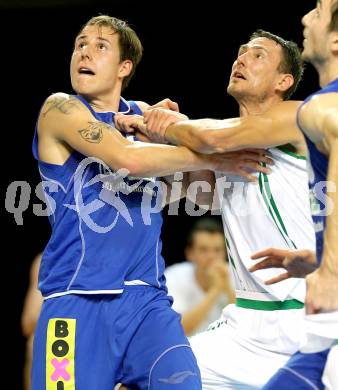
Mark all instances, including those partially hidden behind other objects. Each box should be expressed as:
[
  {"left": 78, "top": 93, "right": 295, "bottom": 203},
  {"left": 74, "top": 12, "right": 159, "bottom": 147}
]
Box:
[
  {"left": 78, "top": 121, "right": 112, "bottom": 143},
  {"left": 42, "top": 96, "right": 82, "bottom": 117}
]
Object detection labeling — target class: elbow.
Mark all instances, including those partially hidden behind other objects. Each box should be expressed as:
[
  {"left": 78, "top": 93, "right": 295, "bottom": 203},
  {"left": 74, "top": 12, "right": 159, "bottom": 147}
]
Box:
[
  {"left": 21, "top": 317, "right": 34, "bottom": 338},
  {"left": 108, "top": 152, "right": 145, "bottom": 177}
]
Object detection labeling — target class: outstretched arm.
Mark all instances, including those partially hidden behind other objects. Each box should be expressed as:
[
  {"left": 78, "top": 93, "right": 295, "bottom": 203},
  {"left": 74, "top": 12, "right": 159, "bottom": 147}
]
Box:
[
  {"left": 38, "top": 93, "right": 247, "bottom": 178},
  {"left": 164, "top": 101, "right": 304, "bottom": 153}
]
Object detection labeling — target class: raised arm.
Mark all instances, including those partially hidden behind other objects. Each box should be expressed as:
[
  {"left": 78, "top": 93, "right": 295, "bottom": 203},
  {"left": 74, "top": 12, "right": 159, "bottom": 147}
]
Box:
[{"left": 38, "top": 93, "right": 229, "bottom": 178}]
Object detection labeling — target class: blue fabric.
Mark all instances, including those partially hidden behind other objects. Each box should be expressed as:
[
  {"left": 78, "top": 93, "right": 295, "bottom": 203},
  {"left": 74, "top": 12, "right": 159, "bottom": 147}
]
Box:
[
  {"left": 297, "top": 78, "right": 338, "bottom": 262},
  {"left": 32, "top": 96, "right": 166, "bottom": 297},
  {"left": 262, "top": 350, "right": 330, "bottom": 390},
  {"left": 32, "top": 287, "right": 201, "bottom": 389}
]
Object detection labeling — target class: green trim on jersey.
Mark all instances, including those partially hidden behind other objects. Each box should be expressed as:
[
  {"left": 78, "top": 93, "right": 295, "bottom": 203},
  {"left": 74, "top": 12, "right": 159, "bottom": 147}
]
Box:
[
  {"left": 225, "top": 236, "right": 236, "bottom": 269},
  {"left": 259, "top": 164, "right": 297, "bottom": 249},
  {"left": 276, "top": 145, "right": 306, "bottom": 160},
  {"left": 236, "top": 298, "right": 304, "bottom": 310}
]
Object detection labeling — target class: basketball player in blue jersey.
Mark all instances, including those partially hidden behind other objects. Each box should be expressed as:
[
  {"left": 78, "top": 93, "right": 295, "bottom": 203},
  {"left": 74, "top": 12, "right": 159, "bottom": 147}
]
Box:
[
  {"left": 31, "top": 15, "right": 272, "bottom": 390},
  {"left": 251, "top": 1, "right": 338, "bottom": 389}
]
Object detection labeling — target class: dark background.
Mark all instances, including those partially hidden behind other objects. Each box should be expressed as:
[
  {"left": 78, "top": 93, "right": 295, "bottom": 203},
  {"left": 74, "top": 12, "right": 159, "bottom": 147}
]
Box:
[{"left": 2, "top": 0, "right": 318, "bottom": 387}]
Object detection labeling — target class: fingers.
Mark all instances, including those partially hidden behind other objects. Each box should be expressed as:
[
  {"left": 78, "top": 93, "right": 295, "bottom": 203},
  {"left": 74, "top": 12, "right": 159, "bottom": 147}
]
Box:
[
  {"left": 249, "top": 257, "right": 283, "bottom": 272},
  {"left": 236, "top": 168, "right": 258, "bottom": 182},
  {"left": 251, "top": 248, "right": 289, "bottom": 260},
  {"left": 143, "top": 109, "right": 187, "bottom": 143},
  {"left": 114, "top": 114, "right": 145, "bottom": 133},
  {"left": 264, "top": 272, "right": 290, "bottom": 285},
  {"left": 241, "top": 151, "right": 274, "bottom": 165},
  {"left": 239, "top": 161, "right": 272, "bottom": 175},
  {"left": 134, "top": 131, "right": 151, "bottom": 143},
  {"left": 147, "top": 98, "right": 179, "bottom": 112}
]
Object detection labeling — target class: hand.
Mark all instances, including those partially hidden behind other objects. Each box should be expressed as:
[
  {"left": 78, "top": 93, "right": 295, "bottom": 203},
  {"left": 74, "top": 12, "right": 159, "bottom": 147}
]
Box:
[
  {"left": 208, "top": 262, "right": 232, "bottom": 293},
  {"left": 143, "top": 108, "right": 188, "bottom": 143},
  {"left": 306, "top": 267, "right": 338, "bottom": 314},
  {"left": 250, "top": 248, "right": 317, "bottom": 284},
  {"left": 147, "top": 98, "right": 179, "bottom": 112},
  {"left": 205, "top": 148, "right": 273, "bottom": 181},
  {"left": 114, "top": 114, "right": 146, "bottom": 134}
]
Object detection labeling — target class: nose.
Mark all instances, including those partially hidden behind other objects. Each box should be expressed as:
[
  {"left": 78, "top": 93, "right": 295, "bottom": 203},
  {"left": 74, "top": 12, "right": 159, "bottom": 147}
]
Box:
[
  {"left": 236, "top": 52, "right": 247, "bottom": 68},
  {"left": 302, "top": 9, "right": 314, "bottom": 27},
  {"left": 80, "top": 45, "right": 92, "bottom": 60}
]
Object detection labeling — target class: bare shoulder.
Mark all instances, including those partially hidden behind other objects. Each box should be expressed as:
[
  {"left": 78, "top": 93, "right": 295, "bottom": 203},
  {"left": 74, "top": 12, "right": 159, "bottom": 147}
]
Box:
[
  {"left": 299, "top": 93, "right": 338, "bottom": 136},
  {"left": 40, "top": 92, "right": 86, "bottom": 119},
  {"left": 301, "top": 92, "right": 338, "bottom": 115}
]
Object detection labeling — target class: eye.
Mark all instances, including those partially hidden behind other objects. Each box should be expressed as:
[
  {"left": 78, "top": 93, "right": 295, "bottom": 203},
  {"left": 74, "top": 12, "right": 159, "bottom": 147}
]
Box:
[
  {"left": 98, "top": 43, "right": 107, "bottom": 50},
  {"left": 78, "top": 42, "right": 86, "bottom": 49}
]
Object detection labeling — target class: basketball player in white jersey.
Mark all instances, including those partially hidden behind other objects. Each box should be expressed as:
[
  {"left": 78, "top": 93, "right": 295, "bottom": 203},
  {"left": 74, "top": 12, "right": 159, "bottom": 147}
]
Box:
[{"left": 115, "top": 30, "right": 316, "bottom": 389}]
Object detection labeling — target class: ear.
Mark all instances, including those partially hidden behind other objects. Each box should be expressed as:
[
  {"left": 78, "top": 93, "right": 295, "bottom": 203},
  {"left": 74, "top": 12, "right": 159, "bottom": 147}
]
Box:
[
  {"left": 118, "top": 59, "right": 133, "bottom": 79},
  {"left": 329, "top": 31, "right": 338, "bottom": 55},
  {"left": 276, "top": 73, "right": 294, "bottom": 95}
]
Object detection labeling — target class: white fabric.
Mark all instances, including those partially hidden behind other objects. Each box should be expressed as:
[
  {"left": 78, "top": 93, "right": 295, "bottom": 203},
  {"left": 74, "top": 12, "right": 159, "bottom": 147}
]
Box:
[
  {"left": 215, "top": 147, "right": 316, "bottom": 301},
  {"left": 191, "top": 148, "right": 316, "bottom": 388},
  {"left": 165, "top": 262, "right": 229, "bottom": 334},
  {"left": 190, "top": 304, "right": 305, "bottom": 389},
  {"left": 300, "top": 311, "right": 338, "bottom": 353},
  {"left": 323, "top": 344, "right": 338, "bottom": 390}
]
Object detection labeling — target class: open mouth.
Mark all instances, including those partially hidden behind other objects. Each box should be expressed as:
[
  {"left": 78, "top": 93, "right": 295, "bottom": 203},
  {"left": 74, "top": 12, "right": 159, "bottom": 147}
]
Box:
[
  {"left": 78, "top": 67, "right": 95, "bottom": 75},
  {"left": 233, "top": 71, "right": 246, "bottom": 80}
]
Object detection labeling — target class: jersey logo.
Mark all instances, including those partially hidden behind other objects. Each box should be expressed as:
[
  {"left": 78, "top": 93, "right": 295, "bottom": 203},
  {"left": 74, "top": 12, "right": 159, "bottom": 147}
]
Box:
[
  {"left": 46, "top": 319, "right": 76, "bottom": 390},
  {"left": 158, "top": 371, "right": 197, "bottom": 384}
]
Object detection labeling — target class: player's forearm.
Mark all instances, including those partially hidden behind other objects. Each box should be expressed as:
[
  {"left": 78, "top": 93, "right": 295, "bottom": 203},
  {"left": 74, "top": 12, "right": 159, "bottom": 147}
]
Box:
[
  {"left": 321, "top": 139, "right": 338, "bottom": 276},
  {"left": 122, "top": 143, "right": 210, "bottom": 177},
  {"left": 165, "top": 119, "right": 218, "bottom": 153},
  {"left": 165, "top": 102, "right": 303, "bottom": 154},
  {"left": 181, "top": 288, "right": 221, "bottom": 335},
  {"left": 186, "top": 171, "right": 218, "bottom": 210}
]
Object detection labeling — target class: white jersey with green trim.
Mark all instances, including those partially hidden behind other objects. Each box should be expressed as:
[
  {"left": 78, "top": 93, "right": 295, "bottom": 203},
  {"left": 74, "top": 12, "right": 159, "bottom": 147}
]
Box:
[{"left": 215, "top": 146, "right": 316, "bottom": 302}]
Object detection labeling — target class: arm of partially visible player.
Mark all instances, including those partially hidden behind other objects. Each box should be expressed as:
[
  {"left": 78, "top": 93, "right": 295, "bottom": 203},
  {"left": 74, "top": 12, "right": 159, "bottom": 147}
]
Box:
[
  {"left": 147, "top": 101, "right": 305, "bottom": 154},
  {"left": 299, "top": 93, "right": 338, "bottom": 313},
  {"left": 21, "top": 254, "right": 43, "bottom": 338},
  {"left": 38, "top": 93, "right": 228, "bottom": 178}
]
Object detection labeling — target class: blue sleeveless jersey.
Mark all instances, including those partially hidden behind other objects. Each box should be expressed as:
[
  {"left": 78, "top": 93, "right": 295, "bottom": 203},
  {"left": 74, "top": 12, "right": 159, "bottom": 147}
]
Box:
[
  {"left": 33, "top": 95, "right": 167, "bottom": 298},
  {"left": 297, "top": 78, "right": 338, "bottom": 262}
]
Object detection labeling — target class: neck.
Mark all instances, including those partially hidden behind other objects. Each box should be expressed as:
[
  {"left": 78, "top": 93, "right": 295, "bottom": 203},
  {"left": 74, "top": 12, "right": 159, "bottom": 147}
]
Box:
[
  {"left": 237, "top": 95, "right": 283, "bottom": 117},
  {"left": 84, "top": 87, "right": 123, "bottom": 113},
  {"left": 315, "top": 59, "right": 338, "bottom": 87}
]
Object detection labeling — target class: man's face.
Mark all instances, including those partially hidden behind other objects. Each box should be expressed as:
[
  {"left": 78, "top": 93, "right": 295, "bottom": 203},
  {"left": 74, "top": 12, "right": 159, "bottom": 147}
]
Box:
[
  {"left": 186, "top": 232, "right": 226, "bottom": 271},
  {"left": 70, "top": 25, "right": 125, "bottom": 97},
  {"left": 227, "top": 37, "right": 285, "bottom": 101},
  {"left": 302, "top": 0, "right": 332, "bottom": 63}
]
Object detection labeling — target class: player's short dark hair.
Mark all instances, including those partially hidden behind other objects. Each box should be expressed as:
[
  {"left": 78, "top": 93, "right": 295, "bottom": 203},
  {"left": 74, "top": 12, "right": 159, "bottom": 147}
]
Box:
[
  {"left": 250, "top": 30, "right": 304, "bottom": 100},
  {"left": 186, "top": 218, "right": 224, "bottom": 247}
]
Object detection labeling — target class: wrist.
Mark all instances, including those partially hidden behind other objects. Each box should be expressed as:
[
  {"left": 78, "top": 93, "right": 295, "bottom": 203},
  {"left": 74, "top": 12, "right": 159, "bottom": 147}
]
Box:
[{"left": 164, "top": 119, "right": 188, "bottom": 145}]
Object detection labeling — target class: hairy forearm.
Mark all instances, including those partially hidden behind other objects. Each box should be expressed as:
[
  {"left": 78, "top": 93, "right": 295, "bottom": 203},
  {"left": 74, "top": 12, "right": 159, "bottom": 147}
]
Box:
[
  {"left": 165, "top": 102, "right": 302, "bottom": 153},
  {"left": 321, "top": 139, "right": 338, "bottom": 275}
]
